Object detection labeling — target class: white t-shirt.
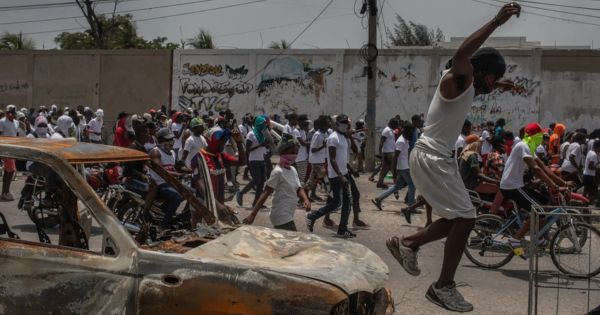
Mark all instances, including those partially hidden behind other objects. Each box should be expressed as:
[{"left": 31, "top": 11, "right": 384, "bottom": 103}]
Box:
[
  {"left": 308, "top": 130, "right": 327, "bottom": 164},
  {"left": 50, "top": 132, "right": 64, "bottom": 139},
  {"left": 265, "top": 165, "right": 301, "bottom": 226},
  {"left": 455, "top": 134, "right": 466, "bottom": 154},
  {"left": 480, "top": 130, "right": 493, "bottom": 155},
  {"left": 352, "top": 131, "right": 366, "bottom": 153},
  {"left": 247, "top": 131, "right": 267, "bottom": 161},
  {"left": 535, "top": 145, "right": 547, "bottom": 158},
  {"left": 381, "top": 126, "right": 396, "bottom": 153},
  {"left": 560, "top": 141, "right": 570, "bottom": 160},
  {"left": 283, "top": 124, "right": 294, "bottom": 135},
  {"left": 395, "top": 135, "right": 410, "bottom": 170},
  {"left": 295, "top": 128, "right": 308, "bottom": 162},
  {"left": 0, "top": 118, "right": 18, "bottom": 137},
  {"left": 500, "top": 141, "right": 532, "bottom": 190},
  {"left": 182, "top": 134, "right": 207, "bottom": 167},
  {"left": 583, "top": 150, "right": 598, "bottom": 176},
  {"left": 238, "top": 124, "right": 251, "bottom": 138},
  {"left": 561, "top": 142, "right": 583, "bottom": 173},
  {"left": 326, "top": 131, "right": 349, "bottom": 178},
  {"left": 87, "top": 118, "right": 103, "bottom": 142}
]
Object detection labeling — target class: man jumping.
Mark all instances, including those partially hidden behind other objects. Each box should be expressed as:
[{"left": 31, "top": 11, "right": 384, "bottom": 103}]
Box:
[{"left": 386, "top": 3, "right": 521, "bottom": 312}]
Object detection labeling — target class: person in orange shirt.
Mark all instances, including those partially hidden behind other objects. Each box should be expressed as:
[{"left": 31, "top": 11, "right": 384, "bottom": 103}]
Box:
[{"left": 548, "top": 123, "right": 566, "bottom": 165}]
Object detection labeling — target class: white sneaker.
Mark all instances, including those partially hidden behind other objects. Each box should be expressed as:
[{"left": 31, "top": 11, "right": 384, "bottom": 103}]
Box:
[
  {"left": 1, "top": 193, "right": 15, "bottom": 201},
  {"left": 426, "top": 282, "right": 473, "bottom": 312}
]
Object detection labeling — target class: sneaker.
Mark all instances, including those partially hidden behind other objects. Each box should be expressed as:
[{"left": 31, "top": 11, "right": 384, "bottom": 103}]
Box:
[
  {"left": 335, "top": 229, "right": 357, "bottom": 239},
  {"left": 235, "top": 191, "right": 243, "bottom": 207},
  {"left": 353, "top": 219, "right": 370, "bottom": 229},
  {"left": 371, "top": 198, "right": 383, "bottom": 211},
  {"left": 1, "top": 192, "right": 14, "bottom": 201},
  {"left": 306, "top": 215, "right": 316, "bottom": 232},
  {"left": 426, "top": 282, "right": 474, "bottom": 312},
  {"left": 386, "top": 236, "right": 420, "bottom": 276}
]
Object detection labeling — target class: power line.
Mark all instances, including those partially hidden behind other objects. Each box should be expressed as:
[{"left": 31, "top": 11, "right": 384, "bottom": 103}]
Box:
[
  {"left": 0, "top": 0, "right": 135, "bottom": 12},
  {"left": 0, "top": 0, "right": 223, "bottom": 26},
  {"left": 22, "top": 0, "right": 269, "bottom": 35},
  {"left": 471, "top": 0, "right": 600, "bottom": 27},
  {"left": 516, "top": 0, "right": 600, "bottom": 11},
  {"left": 488, "top": 0, "right": 600, "bottom": 19}
]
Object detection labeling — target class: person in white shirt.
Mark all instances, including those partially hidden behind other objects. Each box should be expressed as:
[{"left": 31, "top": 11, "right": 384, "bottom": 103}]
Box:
[
  {"left": 243, "top": 134, "right": 311, "bottom": 231},
  {"left": 282, "top": 113, "right": 297, "bottom": 136},
  {"left": 386, "top": 6, "right": 524, "bottom": 311},
  {"left": 305, "top": 116, "right": 330, "bottom": 201},
  {"left": 499, "top": 123, "right": 572, "bottom": 257},
  {"left": 236, "top": 115, "right": 270, "bottom": 208},
  {"left": 561, "top": 132, "right": 586, "bottom": 185},
  {"left": 52, "top": 114, "right": 75, "bottom": 139},
  {"left": 0, "top": 105, "right": 19, "bottom": 201},
  {"left": 307, "top": 114, "right": 356, "bottom": 238},
  {"left": 583, "top": 140, "right": 600, "bottom": 202},
  {"left": 294, "top": 118, "right": 310, "bottom": 184},
  {"left": 372, "top": 125, "right": 416, "bottom": 211},
  {"left": 237, "top": 114, "right": 253, "bottom": 181},
  {"left": 376, "top": 118, "right": 400, "bottom": 189},
  {"left": 87, "top": 109, "right": 104, "bottom": 143},
  {"left": 455, "top": 119, "right": 472, "bottom": 158},
  {"left": 352, "top": 119, "right": 367, "bottom": 172},
  {"left": 180, "top": 117, "right": 207, "bottom": 169}
]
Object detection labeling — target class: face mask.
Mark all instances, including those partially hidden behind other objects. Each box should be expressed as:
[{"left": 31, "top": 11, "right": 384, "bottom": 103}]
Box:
[
  {"left": 279, "top": 154, "right": 297, "bottom": 168},
  {"left": 337, "top": 123, "right": 349, "bottom": 133},
  {"left": 36, "top": 127, "right": 48, "bottom": 136}
]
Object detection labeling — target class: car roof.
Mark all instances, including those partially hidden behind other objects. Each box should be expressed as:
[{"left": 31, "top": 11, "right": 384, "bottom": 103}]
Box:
[{"left": 0, "top": 137, "right": 149, "bottom": 164}]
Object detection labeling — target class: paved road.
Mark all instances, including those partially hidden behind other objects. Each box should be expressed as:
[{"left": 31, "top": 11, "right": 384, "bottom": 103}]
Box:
[{"left": 1, "top": 173, "right": 598, "bottom": 314}]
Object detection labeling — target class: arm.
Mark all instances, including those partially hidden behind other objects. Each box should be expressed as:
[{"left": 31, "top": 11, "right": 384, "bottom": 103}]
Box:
[
  {"left": 378, "top": 136, "right": 385, "bottom": 154},
  {"left": 393, "top": 150, "right": 400, "bottom": 178},
  {"left": 328, "top": 146, "right": 347, "bottom": 185},
  {"left": 441, "top": 3, "right": 521, "bottom": 99},
  {"left": 297, "top": 188, "right": 311, "bottom": 211},
  {"left": 243, "top": 186, "right": 274, "bottom": 224},
  {"left": 535, "top": 158, "right": 569, "bottom": 187},
  {"left": 568, "top": 152, "right": 582, "bottom": 172},
  {"left": 524, "top": 157, "right": 563, "bottom": 190},
  {"left": 473, "top": 166, "right": 499, "bottom": 184},
  {"left": 232, "top": 131, "right": 247, "bottom": 166}
]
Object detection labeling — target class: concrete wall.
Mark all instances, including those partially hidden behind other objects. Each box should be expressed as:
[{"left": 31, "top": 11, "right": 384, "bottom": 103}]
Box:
[
  {"left": 0, "top": 50, "right": 172, "bottom": 122},
  {"left": 173, "top": 48, "right": 600, "bottom": 133},
  {"left": 0, "top": 49, "right": 597, "bottom": 135}
]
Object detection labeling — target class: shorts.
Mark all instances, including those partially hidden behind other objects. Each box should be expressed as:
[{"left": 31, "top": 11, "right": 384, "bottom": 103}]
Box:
[
  {"left": 409, "top": 147, "right": 475, "bottom": 219},
  {"left": 500, "top": 187, "right": 548, "bottom": 212},
  {"left": 583, "top": 175, "right": 598, "bottom": 195},
  {"left": 274, "top": 220, "right": 297, "bottom": 231},
  {"left": 1, "top": 158, "right": 16, "bottom": 173}
]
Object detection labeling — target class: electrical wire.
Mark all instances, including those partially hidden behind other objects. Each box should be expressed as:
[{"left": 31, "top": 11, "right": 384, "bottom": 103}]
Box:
[
  {"left": 515, "top": 0, "right": 600, "bottom": 11},
  {"left": 22, "top": 0, "right": 269, "bottom": 35},
  {"left": 0, "top": 0, "right": 137, "bottom": 12},
  {"left": 488, "top": 0, "right": 600, "bottom": 19},
  {"left": 471, "top": 0, "right": 600, "bottom": 27}
]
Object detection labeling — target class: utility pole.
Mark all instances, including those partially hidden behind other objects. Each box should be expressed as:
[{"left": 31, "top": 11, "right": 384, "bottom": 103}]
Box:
[{"left": 364, "top": 0, "right": 378, "bottom": 172}]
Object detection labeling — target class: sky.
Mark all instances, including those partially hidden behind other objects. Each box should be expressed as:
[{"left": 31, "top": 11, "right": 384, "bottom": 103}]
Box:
[{"left": 1, "top": 0, "right": 599, "bottom": 50}]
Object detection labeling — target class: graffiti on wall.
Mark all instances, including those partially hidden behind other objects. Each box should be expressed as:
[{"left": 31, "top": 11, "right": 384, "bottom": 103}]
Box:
[
  {"left": 466, "top": 63, "right": 541, "bottom": 130},
  {"left": 257, "top": 56, "right": 334, "bottom": 112},
  {"left": 178, "top": 63, "right": 254, "bottom": 112},
  {"left": 0, "top": 80, "right": 29, "bottom": 94}
]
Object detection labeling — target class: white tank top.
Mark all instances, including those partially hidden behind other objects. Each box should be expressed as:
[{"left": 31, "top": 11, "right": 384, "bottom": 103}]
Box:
[
  {"left": 149, "top": 147, "right": 175, "bottom": 186},
  {"left": 418, "top": 70, "right": 475, "bottom": 157}
]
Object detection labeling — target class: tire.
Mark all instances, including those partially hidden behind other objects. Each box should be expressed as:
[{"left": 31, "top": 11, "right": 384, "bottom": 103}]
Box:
[
  {"left": 464, "top": 214, "right": 515, "bottom": 269},
  {"left": 550, "top": 222, "right": 600, "bottom": 278},
  {"left": 28, "top": 207, "right": 60, "bottom": 229},
  {"left": 116, "top": 201, "right": 142, "bottom": 224}
]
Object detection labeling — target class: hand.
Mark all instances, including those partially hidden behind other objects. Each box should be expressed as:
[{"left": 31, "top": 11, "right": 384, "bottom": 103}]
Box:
[
  {"left": 494, "top": 2, "right": 521, "bottom": 25},
  {"left": 242, "top": 213, "right": 256, "bottom": 225},
  {"left": 303, "top": 200, "right": 311, "bottom": 212},
  {"left": 340, "top": 175, "right": 348, "bottom": 185}
]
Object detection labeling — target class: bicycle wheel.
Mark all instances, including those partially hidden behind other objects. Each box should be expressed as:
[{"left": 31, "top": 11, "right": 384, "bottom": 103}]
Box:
[
  {"left": 550, "top": 222, "right": 600, "bottom": 278},
  {"left": 464, "top": 214, "right": 515, "bottom": 269}
]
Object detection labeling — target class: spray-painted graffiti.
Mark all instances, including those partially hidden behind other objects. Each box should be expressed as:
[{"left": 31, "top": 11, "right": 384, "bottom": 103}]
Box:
[
  {"left": 0, "top": 80, "right": 30, "bottom": 94},
  {"left": 257, "top": 56, "right": 334, "bottom": 106},
  {"left": 178, "top": 62, "right": 253, "bottom": 112}
]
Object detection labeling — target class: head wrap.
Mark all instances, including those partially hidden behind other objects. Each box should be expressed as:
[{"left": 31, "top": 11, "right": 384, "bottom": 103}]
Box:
[
  {"left": 34, "top": 115, "right": 48, "bottom": 127},
  {"left": 553, "top": 123, "right": 566, "bottom": 137},
  {"left": 253, "top": 115, "right": 269, "bottom": 144},
  {"left": 523, "top": 123, "right": 544, "bottom": 154},
  {"left": 461, "top": 140, "right": 482, "bottom": 162},
  {"left": 206, "top": 126, "right": 231, "bottom": 152},
  {"left": 190, "top": 117, "right": 205, "bottom": 129},
  {"left": 56, "top": 115, "right": 74, "bottom": 136},
  {"left": 465, "top": 134, "right": 479, "bottom": 144}
]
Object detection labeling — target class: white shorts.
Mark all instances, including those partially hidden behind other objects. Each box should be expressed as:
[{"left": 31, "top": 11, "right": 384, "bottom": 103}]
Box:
[{"left": 409, "top": 147, "right": 476, "bottom": 219}]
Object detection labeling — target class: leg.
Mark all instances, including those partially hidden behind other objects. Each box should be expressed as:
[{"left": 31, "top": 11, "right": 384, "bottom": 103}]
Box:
[
  {"left": 402, "top": 218, "right": 454, "bottom": 250},
  {"left": 157, "top": 184, "right": 183, "bottom": 228},
  {"left": 490, "top": 190, "right": 504, "bottom": 215},
  {"left": 252, "top": 161, "right": 267, "bottom": 207},
  {"left": 240, "top": 161, "right": 260, "bottom": 195},
  {"left": 337, "top": 175, "right": 352, "bottom": 235},
  {"left": 400, "top": 169, "right": 417, "bottom": 206},
  {"left": 376, "top": 175, "right": 405, "bottom": 202},
  {"left": 308, "top": 177, "right": 342, "bottom": 222},
  {"left": 348, "top": 175, "right": 367, "bottom": 226},
  {"left": 377, "top": 154, "right": 392, "bottom": 186},
  {"left": 436, "top": 218, "right": 476, "bottom": 287}
]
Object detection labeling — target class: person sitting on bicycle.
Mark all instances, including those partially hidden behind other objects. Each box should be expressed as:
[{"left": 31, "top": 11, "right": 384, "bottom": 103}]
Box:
[
  {"left": 148, "top": 128, "right": 184, "bottom": 230},
  {"left": 123, "top": 123, "right": 151, "bottom": 195},
  {"left": 499, "top": 123, "right": 574, "bottom": 257},
  {"left": 459, "top": 138, "right": 500, "bottom": 196}
]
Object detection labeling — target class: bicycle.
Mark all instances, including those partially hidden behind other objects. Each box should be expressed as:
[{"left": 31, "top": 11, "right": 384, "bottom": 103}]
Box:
[{"left": 464, "top": 202, "right": 600, "bottom": 278}]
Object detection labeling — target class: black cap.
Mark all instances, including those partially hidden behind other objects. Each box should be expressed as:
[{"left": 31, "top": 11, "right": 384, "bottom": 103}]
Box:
[{"left": 471, "top": 47, "right": 506, "bottom": 79}]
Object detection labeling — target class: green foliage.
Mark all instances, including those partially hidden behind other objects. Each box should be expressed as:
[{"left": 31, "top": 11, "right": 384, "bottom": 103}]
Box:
[
  {"left": 187, "top": 29, "right": 215, "bottom": 49},
  {"left": 387, "top": 15, "right": 444, "bottom": 47},
  {"left": 268, "top": 40, "right": 291, "bottom": 50},
  {"left": 0, "top": 32, "right": 35, "bottom": 50},
  {"left": 54, "top": 14, "right": 179, "bottom": 49}
]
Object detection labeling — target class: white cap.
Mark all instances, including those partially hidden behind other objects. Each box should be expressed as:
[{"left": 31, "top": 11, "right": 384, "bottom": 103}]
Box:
[
  {"left": 56, "top": 115, "right": 74, "bottom": 135},
  {"left": 6, "top": 104, "right": 16, "bottom": 112}
]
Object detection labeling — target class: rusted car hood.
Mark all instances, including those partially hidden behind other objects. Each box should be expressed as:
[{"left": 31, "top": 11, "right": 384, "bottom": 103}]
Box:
[{"left": 184, "top": 226, "right": 389, "bottom": 294}]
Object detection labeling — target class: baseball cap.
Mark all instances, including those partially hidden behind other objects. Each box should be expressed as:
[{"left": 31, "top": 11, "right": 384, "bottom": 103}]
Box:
[
  {"left": 156, "top": 128, "right": 175, "bottom": 140},
  {"left": 190, "top": 117, "right": 205, "bottom": 129}
]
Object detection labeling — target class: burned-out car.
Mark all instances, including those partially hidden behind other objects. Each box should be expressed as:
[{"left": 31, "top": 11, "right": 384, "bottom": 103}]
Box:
[{"left": 0, "top": 138, "right": 393, "bottom": 314}]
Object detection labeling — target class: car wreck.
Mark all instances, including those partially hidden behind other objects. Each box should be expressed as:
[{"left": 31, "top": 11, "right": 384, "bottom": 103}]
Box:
[{"left": 0, "top": 137, "right": 393, "bottom": 314}]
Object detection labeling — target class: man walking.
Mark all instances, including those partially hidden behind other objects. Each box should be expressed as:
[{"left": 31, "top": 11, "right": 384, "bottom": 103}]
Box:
[
  {"left": 386, "top": 3, "right": 521, "bottom": 312},
  {"left": 376, "top": 118, "right": 400, "bottom": 189}
]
